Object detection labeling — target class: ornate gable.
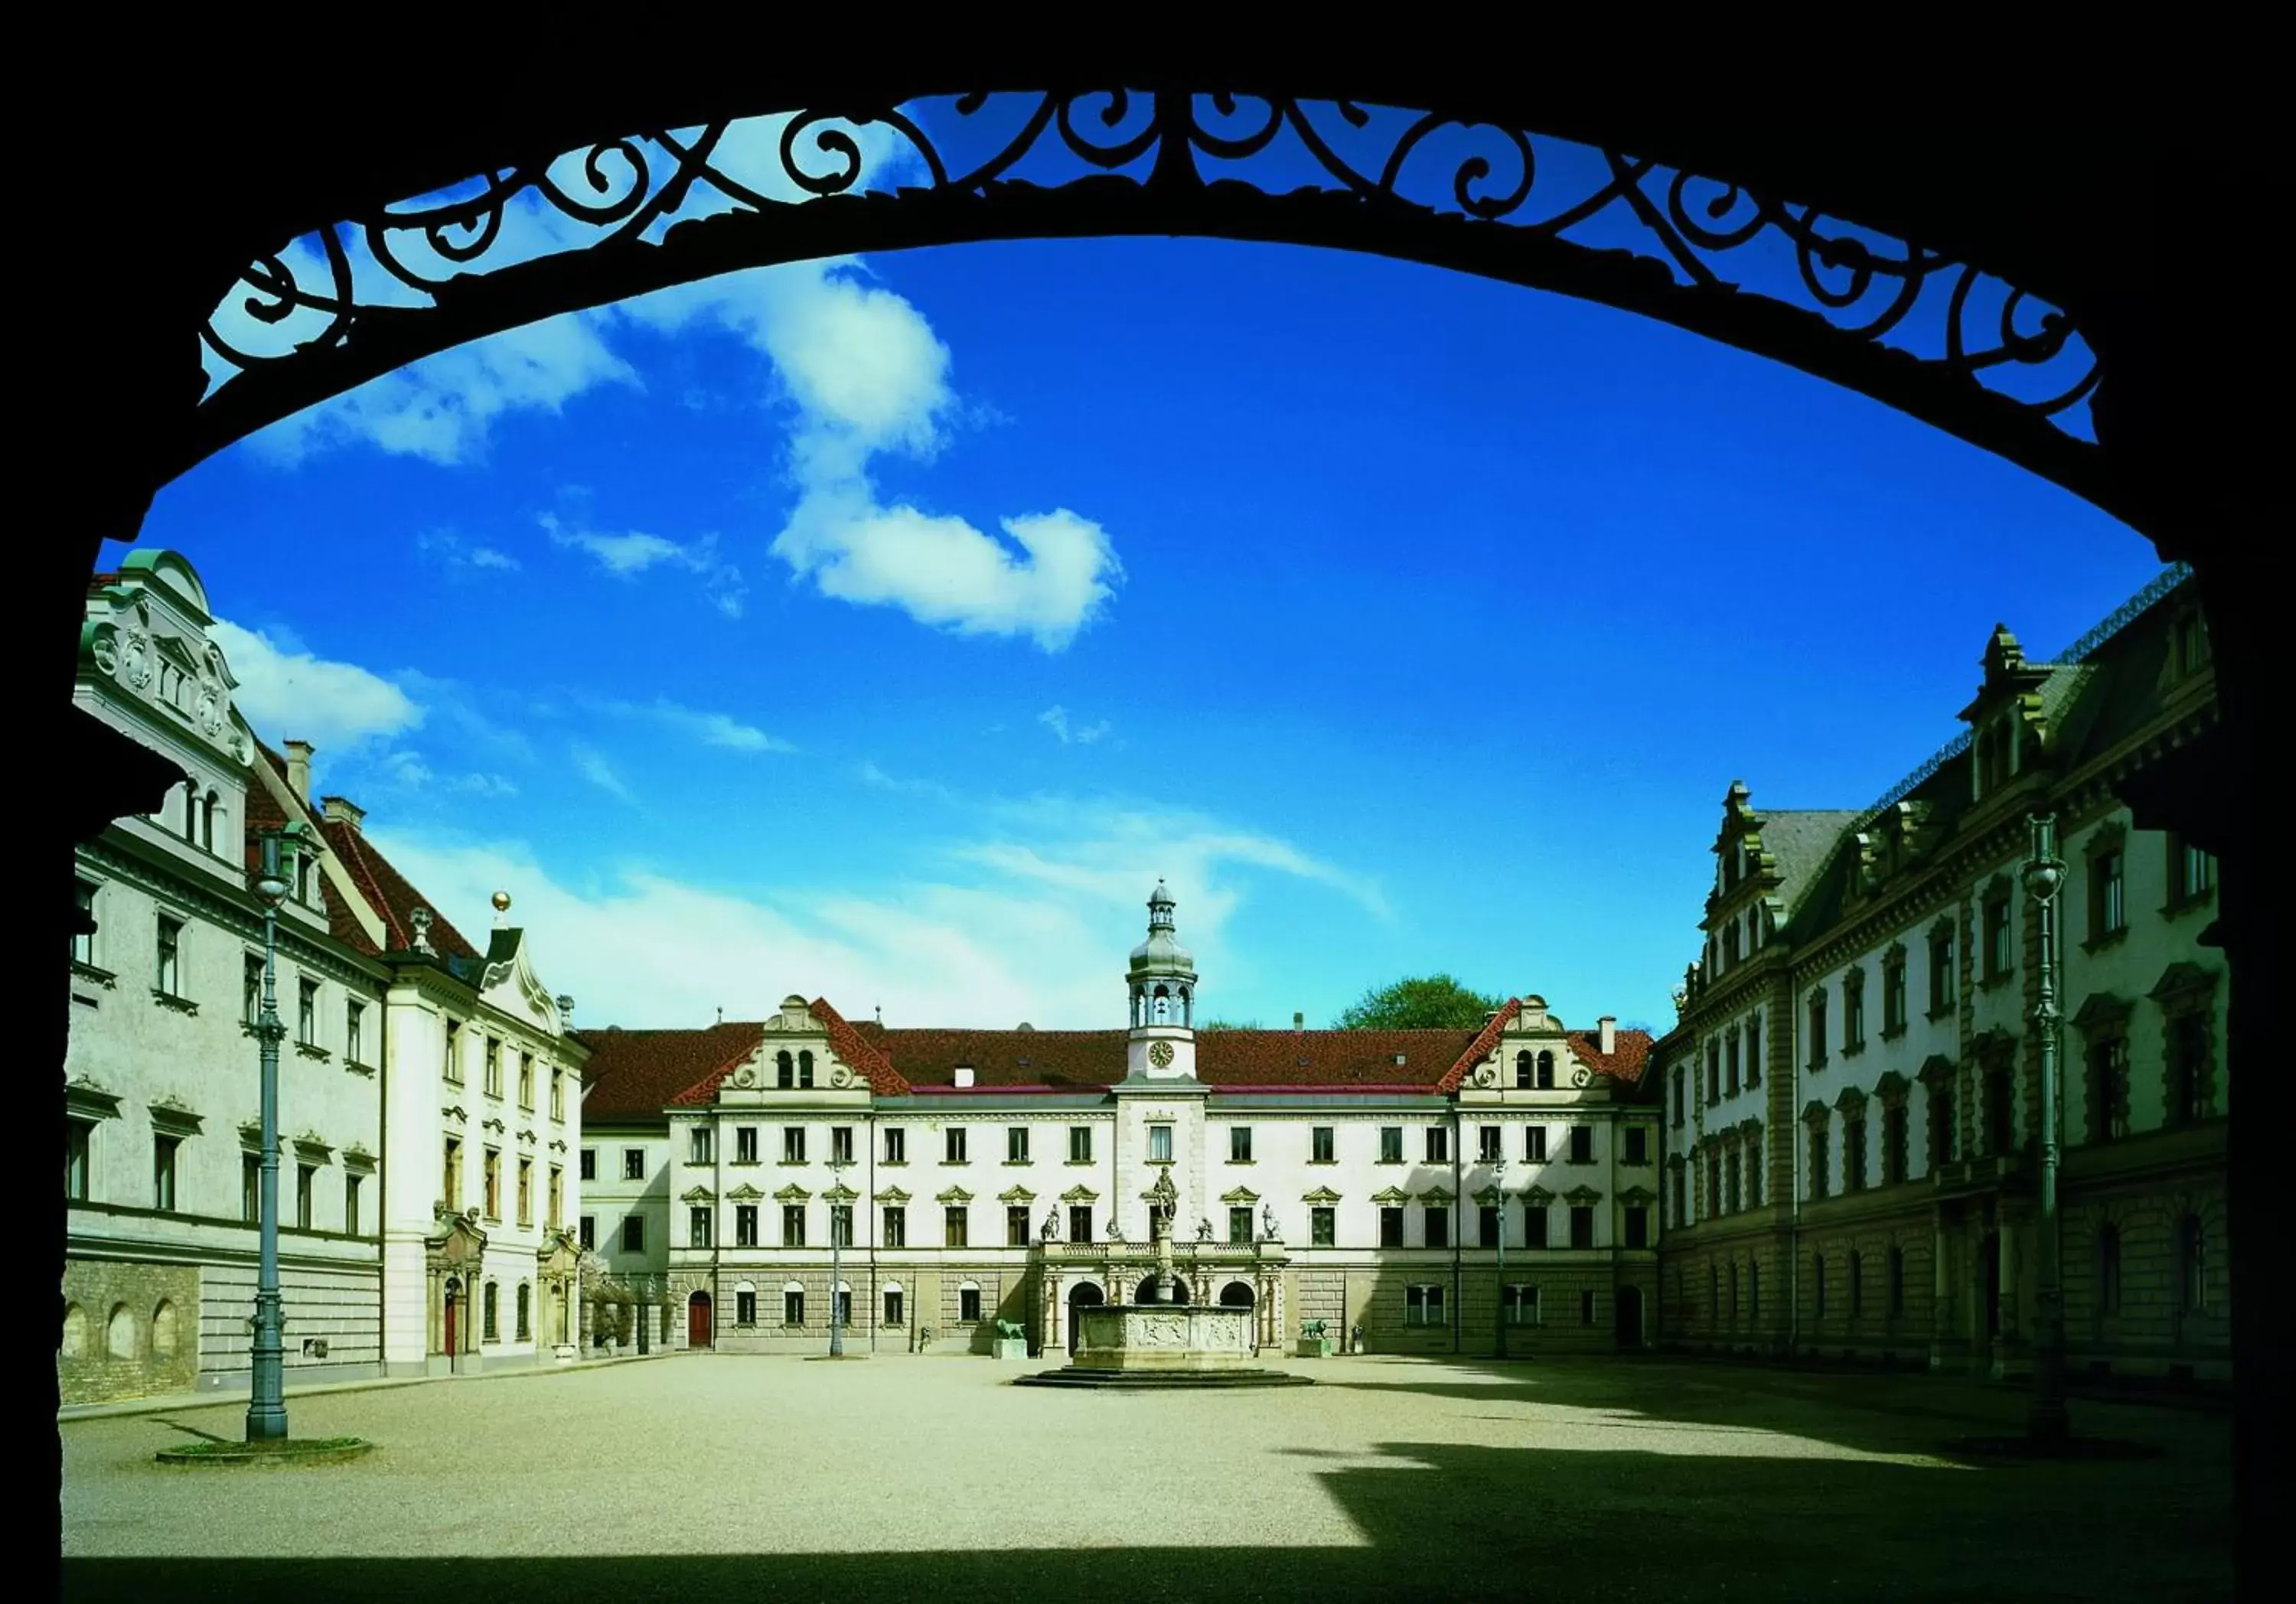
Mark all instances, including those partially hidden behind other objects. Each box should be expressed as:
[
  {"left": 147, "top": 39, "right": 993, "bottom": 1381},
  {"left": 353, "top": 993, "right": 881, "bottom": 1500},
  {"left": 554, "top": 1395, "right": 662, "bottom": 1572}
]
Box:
[
  {"left": 1220, "top": 1186, "right": 1261, "bottom": 1205},
  {"left": 1300, "top": 1186, "right": 1342, "bottom": 1205},
  {"left": 1369, "top": 1185, "right": 1412, "bottom": 1206},
  {"left": 997, "top": 1185, "right": 1036, "bottom": 1205}
]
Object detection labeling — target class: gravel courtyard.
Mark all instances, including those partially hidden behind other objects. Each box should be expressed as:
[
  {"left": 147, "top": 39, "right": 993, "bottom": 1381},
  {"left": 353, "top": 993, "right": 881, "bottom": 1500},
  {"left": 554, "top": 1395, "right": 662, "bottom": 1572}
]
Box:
[{"left": 60, "top": 1353, "right": 2231, "bottom": 1602}]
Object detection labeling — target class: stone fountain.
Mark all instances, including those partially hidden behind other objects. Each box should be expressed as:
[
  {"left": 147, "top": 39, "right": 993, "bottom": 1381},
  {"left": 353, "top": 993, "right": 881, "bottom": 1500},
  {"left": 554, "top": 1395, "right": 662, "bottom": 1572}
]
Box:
[{"left": 1017, "top": 1170, "right": 1312, "bottom": 1390}]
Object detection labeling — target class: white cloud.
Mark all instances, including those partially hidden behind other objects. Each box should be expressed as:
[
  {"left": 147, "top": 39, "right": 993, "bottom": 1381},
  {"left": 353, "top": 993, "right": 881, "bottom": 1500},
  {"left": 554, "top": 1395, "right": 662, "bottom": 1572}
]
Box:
[
  {"left": 541, "top": 513, "right": 748, "bottom": 618},
  {"left": 418, "top": 530, "right": 521, "bottom": 574},
  {"left": 1039, "top": 705, "right": 1112, "bottom": 745},
  {"left": 595, "top": 696, "right": 794, "bottom": 753},
  {"left": 212, "top": 618, "right": 423, "bottom": 754},
  {"left": 571, "top": 744, "right": 633, "bottom": 802}
]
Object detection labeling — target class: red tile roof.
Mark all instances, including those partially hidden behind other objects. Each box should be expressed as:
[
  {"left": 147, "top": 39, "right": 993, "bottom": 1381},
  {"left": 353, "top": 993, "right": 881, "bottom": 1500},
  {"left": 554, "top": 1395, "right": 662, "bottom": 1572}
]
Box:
[{"left": 583, "top": 1022, "right": 767, "bottom": 1121}]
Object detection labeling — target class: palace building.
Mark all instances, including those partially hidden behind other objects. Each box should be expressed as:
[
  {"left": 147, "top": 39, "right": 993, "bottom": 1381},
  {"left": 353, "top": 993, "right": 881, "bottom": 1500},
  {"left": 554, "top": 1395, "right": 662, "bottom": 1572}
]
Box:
[
  {"left": 1653, "top": 567, "right": 2230, "bottom": 1382},
  {"left": 61, "top": 549, "right": 589, "bottom": 1405},
  {"left": 578, "top": 882, "right": 1661, "bottom": 1358}
]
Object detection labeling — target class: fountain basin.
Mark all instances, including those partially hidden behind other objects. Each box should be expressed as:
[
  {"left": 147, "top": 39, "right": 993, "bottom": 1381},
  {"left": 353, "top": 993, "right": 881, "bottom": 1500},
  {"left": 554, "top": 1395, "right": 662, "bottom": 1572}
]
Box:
[{"left": 1073, "top": 1302, "right": 1254, "bottom": 1372}]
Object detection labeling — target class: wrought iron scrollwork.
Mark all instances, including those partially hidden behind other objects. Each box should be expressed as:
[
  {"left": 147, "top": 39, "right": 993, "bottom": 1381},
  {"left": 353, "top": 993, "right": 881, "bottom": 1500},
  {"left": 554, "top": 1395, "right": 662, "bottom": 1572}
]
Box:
[{"left": 193, "top": 87, "right": 2100, "bottom": 487}]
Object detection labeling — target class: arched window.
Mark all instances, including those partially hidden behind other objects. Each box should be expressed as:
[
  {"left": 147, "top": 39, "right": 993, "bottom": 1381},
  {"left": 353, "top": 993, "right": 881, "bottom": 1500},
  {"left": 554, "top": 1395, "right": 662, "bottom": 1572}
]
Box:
[
  {"left": 60, "top": 1303, "right": 88, "bottom": 1360},
  {"left": 1536, "top": 1051, "right": 1555, "bottom": 1089},
  {"left": 783, "top": 1281, "right": 806, "bottom": 1325},
  {"left": 516, "top": 1282, "right": 532, "bottom": 1342},
  {"left": 1151, "top": 986, "right": 1170, "bottom": 1025},
  {"left": 776, "top": 1051, "right": 794, "bottom": 1089},
  {"left": 2179, "top": 1214, "right": 2206, "bottom": 1312},
  {"left": 483, "top": 1281, "right": 500, "bottom": 1342},
  {"left": 199, "top": 790, "right": 219, "bottom": 852},
  {"left": 798, "top": 1050, "right": 815, "bottom": 1089},
  {"left": 1721, "top": 921, "right": 1740, "bottom": 970},
  {"left": 106, "top": 1303, "right": 136, "bottom": 1360},
  {"left": 1515, "top": 1051, "right": 1533, "bottom": 1089},
  {"left": 2096, "top": 1224, "right": 2122, "bottom": 1316},
  {"left": 152, "top": 1299, "right": 179, "bottom": 1358}
]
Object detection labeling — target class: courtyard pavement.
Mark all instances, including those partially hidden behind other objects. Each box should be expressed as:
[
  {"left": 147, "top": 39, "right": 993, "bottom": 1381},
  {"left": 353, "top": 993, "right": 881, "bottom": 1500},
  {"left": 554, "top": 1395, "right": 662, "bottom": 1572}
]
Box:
[{"left": 59, "top": 1352, "right": 2232, "bottom": 1602}]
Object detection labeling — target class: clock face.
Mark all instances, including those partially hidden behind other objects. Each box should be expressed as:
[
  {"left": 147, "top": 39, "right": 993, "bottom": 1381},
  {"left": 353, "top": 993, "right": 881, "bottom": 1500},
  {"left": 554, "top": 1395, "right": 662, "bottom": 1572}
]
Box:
[{"left": 1148, "top": 1041, "right": 1176, "bottom": 1068}]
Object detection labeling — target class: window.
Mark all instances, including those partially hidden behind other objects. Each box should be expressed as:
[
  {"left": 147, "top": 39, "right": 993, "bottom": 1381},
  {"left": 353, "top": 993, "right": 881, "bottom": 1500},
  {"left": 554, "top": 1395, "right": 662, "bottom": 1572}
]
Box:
[
  {"left": 1536, "top": 1051, "right": 1555, "bottom": 1089},
  {"left": 959, "top": 1285, "right": 983, "bottom": 1323},
  {"left": 1813, "top": 1254, "right": 1828, "bottom": 1319},
  {"left": 944, "top": 1205, "right": 969, "bottom": 1247},
  {"left": 1147, "top": 1124, "right": 1172, "bottom": 1163},
  {"left": 775, "top": 1051, "right": 794, "bottom": 1090},
  {"left": 550, "top": 1066, "right": 563, "bottom": 1120},
  {"left": 1929, "top": 926, "right": 1957, "bottom": 1013},
  {"left": 690, "top": 1205, "right": 713, "bottom": 1247},
  {"left": 484, "top": 1038, "right": 501, "bottom": 1098},
  {"left": 1378, "top": 1207, "right": 1404, "bottom": 1247},
  {"left": 1311, "top": 1206, "right": 1336, "bottom": 1247},
  {"left": 1706, "top": 1040, "right": 1720, "bottom": 1105},
  {"left": 1883, "top": 955, "right": 1908, "bottom": 1035},
  {"left": 579, "top": 1215, "right": 595, "bottom": 1250},
  {"left": 1844, "top": 1117, "right": 1867, "bottom": 1192},
  {"left": 73, "top": 880, "right": 98, "bottom": 966},
  {"left": 689, "top": 1127, "right": 713, "bottom": 1165},
  {"left": 483, "top": 1149, "right": 501, "bottom": 1218},
  {"left": 241, "top": 1152, "right": 260, "bottom": 1222},
  {"left": 1929, "top": 1087, "right": 1957, "bottom": 1168},
  {"left": 1229, "top": 1206, "right": 1254, "bottom": 1244},
  {"left": 2167, "top": 1012, "right": 2210, "bottom": 1124},
  {"left": 798, "top": 1051, "right": 815, "bottom": 1089},
  {"left": 517, "top": 1158, "right": 533, "bottom": 1225},
  {"left": 1625, "top": 1205, "right": 1650, "bottom": 1248},
  {"left": 784, "top": 1128, "right": 807, "bottom": 1165},
  {"left": 882, "top": 1288, "right": 903, "bottom": 1328},
  {"left": 1985, "top": 1066, "right": 2015, "bottom": 1155},
  {"left": 1006, "top": 1205, "right": 1030, "bottom": 1247},
  {"left": 885, "top": 1127, "right": 907, "bottom": 1164},
  {"left": 444, "top": 1136, "right": 463, "bottom": 1207},
  {"left": 882, "top": 1207, "right": 905, "bottom": 1247},
  {"left": 243, "top": 955, "right": 264, "bottom": 1026},
  {"left": 1841, "top": 970, "right": 1865, "bottom": 1051},
  {"left": 1569, "top": 1205, "right": 1594, "bottom": 1250},
  {"left": 1984, "top": 892, "right": 2014, "bottom": 982},
  {"left": 1887, "top": 1247, "right": 1906, "bottom": 1317},
  {"left": 1670, "top": 1166, "right": 1686, "bottom": 1227},
  {"left": 2088, "top": 1038, "right": 2129, "bottom": 1143},
  {"left": 1069, "top": 1205, "right": 1092, "bottom": 1244},
  {"left": 1006, "top": 1127, "right": 1029, "bottom": 1165},
  {"left": 733, "top": 1286, "right": 758, "bottom": 1326},
  {"left": 519, "top": 1051, "right": 534, "bottom": 1110},
  {"left": 1478, "top": 1126, "right": 1502, "bottom": 1163},
  {"left": 295, "top": 1162, "right": 315, "bottom": 1229},
  {"left": 1806, "top": 989, "right": 1828, "bottom": 1068},
  {"left": 735, "top": 1126, "right": 758, "bottom": 1164},
  {"left": 1883, "top": 1104, "right": 1909, "bottom": 1185},
  {"left": 1311, "top": 1126, "right": 1336, "bottom": 1164},
  {"left": 155, "top": 914, "right": 183, "bottom": 997},
  {"left": 782, "top": 1204, "right": 806, "bottom": 1247},
  {"left": 1068, "top": 1126, "right": 1091, "bottom": 1163},
  {"left": 347, "top": 1001, "right": 366, "bottom": 1065},
  {"left": 1725, "top": 1031, "right": 1740, "bottom": 1096},
  {"left": 1515, "top": 1051, "right": 1533, "bottom": 1089},
  {"left": 1746, "top": 1017, "right": 1762, "bottom": 1087},
  {"left": 1569, "top": 1126, "right": 1593, "bottom": 1165},
  {"left": 1724, "top": 1149, "right": 1741, "bottom": 1214},
  {"left": 830, "top": 1204, "right": 853, "bottom": 1247},
  {"left": 735, "top": 1205, "right": 758, "bottom": 1247},
  {"left": 2179, "top": 1215, "right": 2207, "bottom": 1312},
  {"left": 2097, "top": 1224, "right": 2122, "bottom": 1315},
  {"left": 67, "top": 1119, "right": 93, "bottom": 1201},
  {"left": 1231, "top": 1126, "right": 1253, "bottom": 1163},
  {"left": 579, "top": 1148, "right": 596, "bottom": 1182},
  {"left": 784, "top": 1286, "right": 805, "bottom": 1326},
  {"left": 149, "top": 1134, "right": 178, "bottom": 1211},
  {"left": 1424, "top": 1126, "right": 1450, "bottom": 1164},
  {"left": 2089, "top": 849, "right": 2126, "bottom": 941},
  {"left": 1525, "top": 1201, "right": 1549, "bottom": 1247},
  {"left": 1424, "top": 1206, "right": 1450, "bottom": 1247},
  {"left": 483, "top": 1282, "right": 499, "bottom": 1342},
  {"left": 1478, "top": 1205, "right": 1500, "bottom": 1246},
  {"left": 1808, "top": 1123, "right": 1831, "bottom": 1201},
  {"left": 1750, "top": 1261, "right": 1761, "bottom": 1319},
  {"left": 2169, "top": 836, "right": 2216, "bottom": 910},
  {"left": 445, "top": 1019, "right": 463, "bottom": 1083},
  {"left": 944, "top": 1128, "right": 967, "bottom": 1165},
  {"left": 831, "top": 1126, "right": 855, "bottom": 1166},
  {"left": 1502, "top": 1284, "right": 1540, "bottom": 1325},
  {"left": 347, "top": 1172, "right": 364, "bottom": 1236},
  {"left": 621, "top": 1215, "right": 645, "bottom": 1253},
  {"left": 1405, "top": 1285, "right": 1444, "bottom": 1327},
  {"left": 1624, "top": 1127, "right": 1649, "bottom": 1166},
  {"left": 1378, "top": 1127, "right": 1404, "bottom": 1164},
  {"left": 1580, "top": 1289, "right": 1597, "bottom": 1326},
  {"left": 1526, "top": 1126, "right": 1548, "bottom": 1163},
  {"left": 1849, "top": 1250, "right": 1864, "bottom": 1316}
]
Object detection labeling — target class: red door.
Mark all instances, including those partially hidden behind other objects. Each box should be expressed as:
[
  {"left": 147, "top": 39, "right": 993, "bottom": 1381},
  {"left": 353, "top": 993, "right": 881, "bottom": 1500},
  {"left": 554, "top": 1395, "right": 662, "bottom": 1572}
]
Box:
[
  {"left": 443, "top": 1284, "right": 460, "bottom": 1355},
  {"left": 688, "top": 1292, "right": 713, "bottom": 1348}
]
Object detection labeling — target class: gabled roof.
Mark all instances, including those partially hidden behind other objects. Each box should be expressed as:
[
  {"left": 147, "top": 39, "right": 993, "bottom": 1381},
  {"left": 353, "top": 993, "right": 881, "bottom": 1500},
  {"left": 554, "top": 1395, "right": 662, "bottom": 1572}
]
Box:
[{"left": 582, "top": 1022, "right": 768, "bottom": 1122}]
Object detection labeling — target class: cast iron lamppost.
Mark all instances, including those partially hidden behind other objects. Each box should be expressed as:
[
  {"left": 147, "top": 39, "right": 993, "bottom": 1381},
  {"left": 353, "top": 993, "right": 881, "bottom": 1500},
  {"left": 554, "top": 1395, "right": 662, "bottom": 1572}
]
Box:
[
  {"left": 246, "top": 823, "right": 307, "bottom": 1442},
  {"left": 2023, "top": 813, "right": 2071, "bottom": 1444},
  {"left": 828, "top": 1153, "right": 852, "bottom": 1357},
  {"left": 1492, "top": 1151, "right": 1508, "bottom": 1359}
]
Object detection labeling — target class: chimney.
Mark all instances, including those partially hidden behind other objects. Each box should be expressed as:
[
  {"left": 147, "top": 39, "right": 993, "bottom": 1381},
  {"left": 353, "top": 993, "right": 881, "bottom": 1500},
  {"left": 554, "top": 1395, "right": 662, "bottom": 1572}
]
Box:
[
  {"left": 1293, "top": 1012, "right": 1304, "bottom": 1031},
  {"left": 954, "top": 1065, "right": 975, "bottom": 1089},
  {"left": 321, "top": 795, "right": 365, "bottom": 833},
  {"left": 284, "top": 740, "right": 315, "bottom": 803},
  {"left": 1598, "top": 1016, "right": 1617, "bottom": 1055}
]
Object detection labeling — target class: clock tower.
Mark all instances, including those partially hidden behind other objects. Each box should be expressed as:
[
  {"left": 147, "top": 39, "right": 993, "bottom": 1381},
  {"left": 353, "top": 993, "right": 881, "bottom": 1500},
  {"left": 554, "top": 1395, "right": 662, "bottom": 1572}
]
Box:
[{"left": 1125, "top": 880, "right": 1199, "bottom": 1081}]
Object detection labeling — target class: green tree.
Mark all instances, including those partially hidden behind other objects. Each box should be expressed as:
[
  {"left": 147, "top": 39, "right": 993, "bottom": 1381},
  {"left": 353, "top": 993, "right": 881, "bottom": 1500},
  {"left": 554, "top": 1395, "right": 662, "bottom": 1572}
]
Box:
[
  {"left": 1196, "top": 1018, "right": 1263, "bottom": 1031},
  {"left": 1336, "top": 974, "right": 1504, "bottom": 1030}
]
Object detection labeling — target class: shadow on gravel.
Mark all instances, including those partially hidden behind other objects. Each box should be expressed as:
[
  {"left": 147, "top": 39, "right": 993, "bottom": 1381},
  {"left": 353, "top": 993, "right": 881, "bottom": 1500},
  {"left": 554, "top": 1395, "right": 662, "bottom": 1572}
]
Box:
[{"left": 64, "top": 1432, "right": 2231, "bottom": 1604}]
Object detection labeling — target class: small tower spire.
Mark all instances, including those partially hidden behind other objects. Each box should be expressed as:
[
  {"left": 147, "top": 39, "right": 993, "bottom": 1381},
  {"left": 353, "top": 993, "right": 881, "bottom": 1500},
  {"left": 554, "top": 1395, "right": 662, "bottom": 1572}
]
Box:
[{"left": 1126, "top": 879, "right": 1200, "bottom": 1080}]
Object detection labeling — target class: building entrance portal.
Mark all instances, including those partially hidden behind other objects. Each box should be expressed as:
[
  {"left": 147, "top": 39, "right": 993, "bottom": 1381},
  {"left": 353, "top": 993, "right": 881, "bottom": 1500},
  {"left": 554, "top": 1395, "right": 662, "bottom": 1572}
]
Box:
[
  {"left": 1616, "top": 1284, "right": 1645, "bottom": 1349},
  {"left": 1066, "top": 1282, "right": 1105, "bottom": 1355},
  {"left": 688, "top": 1291, "right": 713, "bottom": 1349}
]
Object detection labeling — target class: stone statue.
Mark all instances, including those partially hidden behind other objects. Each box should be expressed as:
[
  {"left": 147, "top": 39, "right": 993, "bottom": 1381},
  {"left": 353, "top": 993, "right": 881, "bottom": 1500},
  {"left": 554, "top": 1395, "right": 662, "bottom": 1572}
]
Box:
[
  {"left": 994, "top": 1318, "right": 1026, "bottom": 1341},
  {"left": 1042, "top": 1208, "right": 1060, "bottom": 1242},
  {"left": 1107, "top": 1216, "right": 1125, "bottom": 1242},
  {"left": 1262, "top": 1202, "right": 1280, "bottom": 1240},
  {"left": 1150, "top": 1168, "right": 1179, "bottom": 1214},
  {"left": 1195, "top": 1217, "right": 1214, "bottom": 1242},
  {"left": 1300, "top": 1319, "right": 1327, "bottom": 1342}
]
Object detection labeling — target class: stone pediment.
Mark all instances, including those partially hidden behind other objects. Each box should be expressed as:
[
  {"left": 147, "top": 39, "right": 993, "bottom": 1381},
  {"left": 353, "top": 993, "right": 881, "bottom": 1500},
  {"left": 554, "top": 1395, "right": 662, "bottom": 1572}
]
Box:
[
  {"left": 1873, "top": 1071, "right": 1910, "bottom": 1106},
  {"left": 936, "top": 1185, "right": 974, "bottom": 1205},
  {"left": 342, "top": 1144, "right": 377, "bottom": 1174},
  {"left": 1802, "top": 1100, "right": 1831, "bottom": 1126},
  {"left": 873, "top": 1185, "right": 912, "bottom": 1204},
  {"left": 1300, "top": 1186, "right": 1342, "bottom": 1205},
  {"left": 999, "top": 1185, "right": 1037, "bottom": 1205},
  {"left": 1619, "top": 1185, "right": 1657, "bottom": 1207},
  {"left": 1472, "top": 1185, "right": 1505, "bottom": 1207},
  {"left": 442, "top": 1104, "right": 469, "bottom": 1124},
  {"left": 537, "top": 1231, "right": 582, "bottom": 1277},
  {"left": 148, "top": 1097, "right": 204, "bottom": 1137},
  {"left": 1736, "top": 1117, "right": 1763, "bottom": 1139},
  {"left": 2071, "top": 993, "right": 2132, "bottom": 1032},
  {"left": 64, "top": 1077, "right": 122, "bottom": 1121},
  {"left": 1563, "top": 1185, "right": 1603, "bottom": 1206},
  {"left": 1220, "top": 1186, "right": 1261, "bottom": 1205},
  {"left": 822, "top": 1183, "right": 859, "bottom": 1204},
  {"left": 2149, "top": 962, "right": 2218, "bottom": 1004},
  {"left": 1369, "top": 1186, "right": 1412, "bottom": 1206},
  {"left": 1918, "top": 1053, "right": 1957, "bottom": 1086},
  {"left": 680, "top": 1185, "right": 716, "bottom": 1204},
  {"left": 1059, "top": 1185, "right": 1101, "bottom": 1204},
  {"left": 774, "top": 1183, "right": 812, "bottom": 1203},
  {"left": 1834, "top": 1085, "right": 1869, "bottom": 1115},
  {"left": 1417, "top": 1187, "right": 1456, "bottom": 1205},
  {"left": 726, "top": 1183, "right": 764, "bottom": 1203},
  {"left": 426, "top": 1211, "right": 488, "bottom": 1266},
  {"left": 1522, "top": 1185, "right": 1555, "bottom": 1207}
]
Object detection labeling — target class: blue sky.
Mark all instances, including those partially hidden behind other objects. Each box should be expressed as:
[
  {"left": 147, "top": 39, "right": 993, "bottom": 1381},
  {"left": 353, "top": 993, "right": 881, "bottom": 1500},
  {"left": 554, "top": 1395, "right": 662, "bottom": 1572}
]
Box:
[{"left": 126, "top": 116, "right": 2160, "bottom": 1035}]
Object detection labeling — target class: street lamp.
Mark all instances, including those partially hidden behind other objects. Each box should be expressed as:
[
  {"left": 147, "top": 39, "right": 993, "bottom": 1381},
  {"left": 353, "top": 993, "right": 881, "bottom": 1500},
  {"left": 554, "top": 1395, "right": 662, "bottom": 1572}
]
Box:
[
  {"left": 2022, "top": 813, "right": 2071, "bottom": 1445},
  {"left": 828, "top": 1155, "right": 852, "bottom": 1357},
  {"left": 1493, "top": 1152, "right": 1508, "bottom": 1360},
  {"left": 246, "top": 823, "right": 305, "bottom": 1442}
]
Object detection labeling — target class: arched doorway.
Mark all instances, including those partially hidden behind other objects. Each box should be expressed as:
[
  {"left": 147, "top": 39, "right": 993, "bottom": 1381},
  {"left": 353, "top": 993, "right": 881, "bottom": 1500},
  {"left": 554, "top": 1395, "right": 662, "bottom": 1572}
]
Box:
[
  {"left": 1218, "top": 1281, "right": 1255, "bottom": 1308},
  {"left": 1066, "top": 1280, "right": 1104, "bottom": 1355},
  {"left": 1134, "top": 1276, "right": 1189, "bottom": 1305},
  {"left": 688, "top": 1289, "right": 713, "bottom": 1349},
  {"left": 442, "top": 1276, "right": 461, "bottom": 1357},
  {"left": 1616, "top": 1285, "right": 1645, "bottom": 1350}
]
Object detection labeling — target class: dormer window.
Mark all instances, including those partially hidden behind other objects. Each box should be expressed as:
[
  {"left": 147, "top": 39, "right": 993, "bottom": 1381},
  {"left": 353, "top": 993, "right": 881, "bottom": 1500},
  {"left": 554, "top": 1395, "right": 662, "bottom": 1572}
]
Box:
[{"left": 1720, "top": 921, "right": 1740, "bottom": 970}]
